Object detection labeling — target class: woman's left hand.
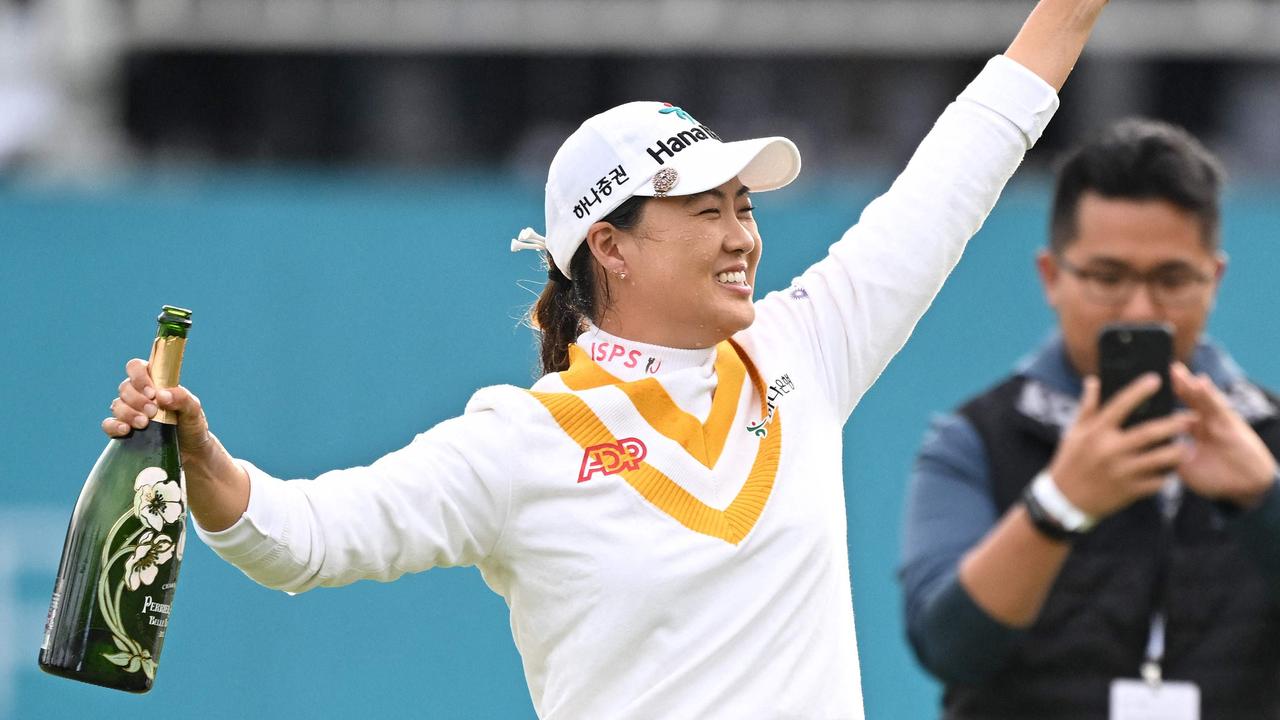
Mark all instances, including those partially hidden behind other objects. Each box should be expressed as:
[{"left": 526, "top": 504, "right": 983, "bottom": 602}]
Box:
[
  {"left": 1005, "top": 0, "right": 1112, "bottom": 92},
  {"left": 1172, "top": 362, "right": 1278, "bottom": 509}
]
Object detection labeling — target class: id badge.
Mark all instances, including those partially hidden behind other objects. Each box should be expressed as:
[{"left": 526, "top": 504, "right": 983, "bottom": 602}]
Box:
[{"left": 1110, "top": 678, "right": 1199, "bottom": 720}]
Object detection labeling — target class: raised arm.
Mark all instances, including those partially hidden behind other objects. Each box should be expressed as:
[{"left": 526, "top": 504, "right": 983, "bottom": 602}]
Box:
[{"left": 750, "top": 1, "right": 1110, "bottom": 417}]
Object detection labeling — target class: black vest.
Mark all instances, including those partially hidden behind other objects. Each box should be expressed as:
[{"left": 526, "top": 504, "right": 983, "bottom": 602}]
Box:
[{"left": 943, "top": 374, "right": 1280, "bottom": 720}]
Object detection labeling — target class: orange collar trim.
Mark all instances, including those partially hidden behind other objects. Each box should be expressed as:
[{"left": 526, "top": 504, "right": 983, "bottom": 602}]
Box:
[
  {"left": 531, "top": 340, "right": 780, "bottom": 545},
  {"left": 559, "top": 341, "right": 746, "bottom": 469}
]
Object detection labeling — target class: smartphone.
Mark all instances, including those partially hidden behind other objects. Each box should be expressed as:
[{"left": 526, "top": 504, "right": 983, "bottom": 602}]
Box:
[{"left": 1097, "top": 323, "right": 1175, "bottom": 428}]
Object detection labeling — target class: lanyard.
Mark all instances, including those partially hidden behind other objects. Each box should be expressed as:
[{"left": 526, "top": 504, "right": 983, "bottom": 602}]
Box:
[{"left": 1141, "top": 475, "right": 1183, "bottom": 686}]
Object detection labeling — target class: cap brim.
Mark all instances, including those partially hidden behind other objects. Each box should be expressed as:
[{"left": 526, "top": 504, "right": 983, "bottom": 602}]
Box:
[{"left": 634, "top": 136, "right": 801, "bottom": 197}]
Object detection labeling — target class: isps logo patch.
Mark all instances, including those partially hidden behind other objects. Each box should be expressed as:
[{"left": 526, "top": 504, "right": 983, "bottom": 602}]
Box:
[{"left": 577, "top": 438, "right": 647, "bottom": 483}]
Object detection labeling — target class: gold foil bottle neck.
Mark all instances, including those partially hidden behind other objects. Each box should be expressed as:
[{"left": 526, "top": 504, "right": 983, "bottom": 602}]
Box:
[{"left": 148, "top": 335, "right": 186, "bottom": 425}]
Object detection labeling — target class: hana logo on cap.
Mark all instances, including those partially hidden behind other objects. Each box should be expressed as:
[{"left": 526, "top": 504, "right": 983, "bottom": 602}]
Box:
[
  {"left": 658, "top": 103, "right": 694, "bottom": 123},
  {"left": 510, "top": 100, "right": 802, "bottom": 278}
]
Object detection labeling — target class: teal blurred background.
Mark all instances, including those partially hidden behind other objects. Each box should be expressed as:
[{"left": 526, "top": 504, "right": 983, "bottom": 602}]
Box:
[{"left": 2, "top": 171, "right": 1278, "bottom": 719}]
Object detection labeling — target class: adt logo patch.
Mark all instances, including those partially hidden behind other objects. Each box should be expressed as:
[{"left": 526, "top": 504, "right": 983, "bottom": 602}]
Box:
[{"left": 578, "top": 438, "right": 647, "bottom": 483}]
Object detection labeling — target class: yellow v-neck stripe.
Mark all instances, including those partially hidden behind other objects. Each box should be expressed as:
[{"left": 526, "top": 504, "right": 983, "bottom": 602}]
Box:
[
  {"left": 530, "top": 342, "right": 781, "bottom": 544},
  {"left": 559, "top": 342, "right": 746, "bottom": 469}
]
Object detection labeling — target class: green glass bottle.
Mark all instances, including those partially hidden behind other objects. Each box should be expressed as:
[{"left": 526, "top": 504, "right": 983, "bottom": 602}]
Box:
[{"left": 39, "top": 305, "right": 193, "bottom": 693}]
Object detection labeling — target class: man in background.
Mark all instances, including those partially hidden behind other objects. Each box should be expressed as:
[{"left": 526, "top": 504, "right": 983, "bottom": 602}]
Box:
[{"left": 900, "top": 119, "right": 1280, "bottom": 719}]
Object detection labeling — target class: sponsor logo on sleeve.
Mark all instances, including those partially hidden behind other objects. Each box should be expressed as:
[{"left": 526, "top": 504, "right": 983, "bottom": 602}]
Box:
[{"left": 578, "top": 437, "right": 648, "bottom": 483}]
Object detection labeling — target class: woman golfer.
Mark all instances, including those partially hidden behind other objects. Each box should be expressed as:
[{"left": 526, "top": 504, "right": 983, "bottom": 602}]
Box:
[{"left": 106, "top": 1, "right": 1110, "bottom": 716}]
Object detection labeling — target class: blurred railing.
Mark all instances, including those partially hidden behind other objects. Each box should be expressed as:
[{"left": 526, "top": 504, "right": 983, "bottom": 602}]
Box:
[
  {"left": 6, "top": 0, "right": 1280, "bottom": 177},
  {"left": 119, "top": 0, "right": 1280, "bottom": 57}
]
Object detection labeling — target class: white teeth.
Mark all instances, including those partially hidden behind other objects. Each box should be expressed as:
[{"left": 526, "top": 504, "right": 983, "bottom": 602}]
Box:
[{"left": 717, "top": 271, "right": 747, "bottom": 285}]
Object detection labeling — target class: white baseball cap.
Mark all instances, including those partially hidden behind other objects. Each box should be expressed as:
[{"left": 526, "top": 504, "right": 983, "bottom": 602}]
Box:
[{"left": 512, "top": 101, "right": 801, "bottom": 277}]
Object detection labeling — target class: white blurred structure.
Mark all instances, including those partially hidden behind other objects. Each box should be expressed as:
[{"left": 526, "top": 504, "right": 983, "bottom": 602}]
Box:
[
  {"left": 5, "top": 0, "right": 1280, "bottom": 176},
  {"left": 0, "top": 0, "right": 60, "bottom": 169},
  {"left": 0, "top": 0, "right": 128, "bottom": 176}
]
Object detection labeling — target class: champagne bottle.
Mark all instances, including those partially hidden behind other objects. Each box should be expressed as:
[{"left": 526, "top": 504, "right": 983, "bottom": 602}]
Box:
[{"left": 39, "top": 305, "right": 193, "bottom": 693}]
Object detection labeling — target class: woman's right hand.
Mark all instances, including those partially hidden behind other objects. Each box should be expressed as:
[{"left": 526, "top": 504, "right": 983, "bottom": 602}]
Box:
[
  {"left": 103, "top": 358, "right": 213, "bottom": 458},
  {"left": 103, "top": 358, "right": 252, "bottom": 532}
]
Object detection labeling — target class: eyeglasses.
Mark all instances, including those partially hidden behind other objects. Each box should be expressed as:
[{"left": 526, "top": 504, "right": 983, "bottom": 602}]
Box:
[{"left": 1056, "top": 255, "right": 1215, "bottom": 307}]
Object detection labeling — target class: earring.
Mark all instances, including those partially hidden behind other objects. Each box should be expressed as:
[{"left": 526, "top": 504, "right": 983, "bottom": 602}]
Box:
[{"left": 616, "top": 270, "right": 628, "bottom": 280}]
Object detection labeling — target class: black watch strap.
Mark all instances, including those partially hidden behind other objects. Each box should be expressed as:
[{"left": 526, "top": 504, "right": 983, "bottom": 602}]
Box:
[{"left": 1022, "top": 484, "right": 1084, "bottom": 543}]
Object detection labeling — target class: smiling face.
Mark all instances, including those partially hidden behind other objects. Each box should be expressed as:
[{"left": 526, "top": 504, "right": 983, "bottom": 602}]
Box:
[
  {"left": 1038, "top": 192, "right": 1225, "bottom": 376},
  {"left": 586, "top": 177, "right": 761, "bottom": 349}
]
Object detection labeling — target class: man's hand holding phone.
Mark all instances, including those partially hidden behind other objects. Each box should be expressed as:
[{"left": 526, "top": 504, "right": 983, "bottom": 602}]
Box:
[
  {"left": 1049, "top": 373, "right": 1196, "bottom": 520},
  {"left": 1048, "top": 321, "right": 1278, "bottom": 524},
  {"left": 1045, "top": 324, "right": 1193, "bottom": 521}
]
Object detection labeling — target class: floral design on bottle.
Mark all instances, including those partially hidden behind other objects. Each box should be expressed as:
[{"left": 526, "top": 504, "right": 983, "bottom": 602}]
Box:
[{"left": 96, "top": 466, "right": 185, "bottom": 679}]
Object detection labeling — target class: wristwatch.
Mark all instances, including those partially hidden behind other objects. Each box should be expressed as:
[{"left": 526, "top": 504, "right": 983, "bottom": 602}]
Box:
[{"left": 1021, "top": 471, "right": 1098, "bottom": 543}]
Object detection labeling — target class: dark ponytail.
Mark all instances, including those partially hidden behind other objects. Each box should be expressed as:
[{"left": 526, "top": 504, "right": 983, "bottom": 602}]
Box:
[
  {"left": 531, "top": 195, "right": 648, "bottom": 375},
  {"left": 532, "top": 248, "right": 596, "bottom": 375}
]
